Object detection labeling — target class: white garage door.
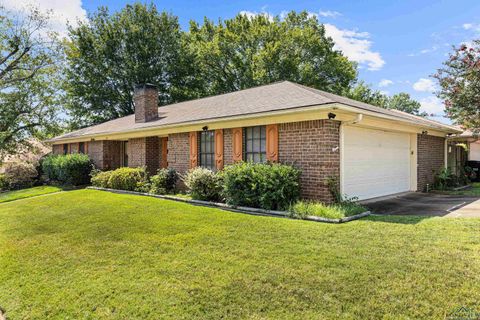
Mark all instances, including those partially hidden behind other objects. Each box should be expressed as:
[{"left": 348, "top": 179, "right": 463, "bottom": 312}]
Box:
[{"left": 343, "top": 126, "right": 411, "bottom": 200}]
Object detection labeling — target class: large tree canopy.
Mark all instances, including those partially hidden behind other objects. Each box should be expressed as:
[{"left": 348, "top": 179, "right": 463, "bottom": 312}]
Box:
[
  {"left": 435, "top": 41, "right": 480, "bottom": 130},
  {"left": 64, "top": 3, "right": 199, "bottom": 128},
  {"left": 0, "top": 7, "right": 62, "bottom": 158},
  {"left": 345, "top": 81, "right": 426, "bottom": 116},
  {"left": 187, "top": 11, "right": 358, "bottom": 96}
]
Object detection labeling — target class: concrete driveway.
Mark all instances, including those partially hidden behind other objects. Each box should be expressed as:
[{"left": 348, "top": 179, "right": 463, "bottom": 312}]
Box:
[{"left": 364, "top": 192, "right": 480, "bottom": 217}]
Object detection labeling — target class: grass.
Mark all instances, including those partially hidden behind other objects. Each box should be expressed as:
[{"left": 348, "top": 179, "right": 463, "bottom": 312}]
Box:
[
  {"left": 0, "top": 185, "right": 63, "bottom": 203},
  {"left": 1, "top": 189, "right": 480, "bottom": 319},
  {"left": 289, "top": 200, "right": 367, "bottom": 219},
  {"left": 445, "top": 182, "right": 480, "bottom": 196}
]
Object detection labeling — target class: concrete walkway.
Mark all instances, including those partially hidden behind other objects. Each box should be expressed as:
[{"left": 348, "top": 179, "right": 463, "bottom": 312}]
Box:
[{"left": 444, "top": 198, "right": 480, "bottom": 218}]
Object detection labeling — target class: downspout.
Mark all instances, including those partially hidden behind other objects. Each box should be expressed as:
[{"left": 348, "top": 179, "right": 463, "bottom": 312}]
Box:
[{"left": 342, "top": 113, "right": 364, "bottom": 125}]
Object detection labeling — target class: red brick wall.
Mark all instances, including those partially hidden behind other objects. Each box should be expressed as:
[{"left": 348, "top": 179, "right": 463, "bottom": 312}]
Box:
[
  {"left": 167, "top": 133, "right": 189, "bottom": 174},
  {"left": 417, "top": 134, "right": 445, "bottom": 191},
  {"left": 52, "top": 144, "right": 63, "bottom": 155},
  {"left": 103, "top": 141, "right": 121, "bottom": 170},
  {"left": 279, "top": 120, "right": 341, "bottom": 203},
  {"left": 224, "top": 129, "right": 234, "bottom": 166},
  {"left": 128, "top": 137, "right": 159, "bottom": 174},
  {"left": 87, "top": 141, "right": 104, "bottom": 169}
]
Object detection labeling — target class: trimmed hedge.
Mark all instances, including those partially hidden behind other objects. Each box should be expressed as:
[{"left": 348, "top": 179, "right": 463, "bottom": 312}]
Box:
[
  {"left": 91, "top": 167, "right": 148, "bottom": 191},
  {"left": 221, "top": 162, "right": 301, "bottom": 210},
  {"left": 42, "top": 154, "right": 93, "bottom": 185},
  {"left": 150, "top": 168, "right": 178, "bottom": 194},
  {"left": 184, "top": 167, "right": 222, "bottom": 201}
]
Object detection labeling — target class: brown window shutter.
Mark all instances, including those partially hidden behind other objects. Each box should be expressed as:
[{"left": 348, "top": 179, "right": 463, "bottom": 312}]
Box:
[
  {"left": 232, "top": 127, "right": 243, "bottom": 162},
  {"left": 266, "top": 124, "right": 279, "bottom": 162},
  {"left": 215, "top": 129, "right": 224, "bottom": 170},
  {"left": 189, "top": 132, "right": 198, "bottom": 168},
  {"left": 85, "top": 142, "right": 89, "bottom": 154},
  {"left": 161, "top": 137, "right": 168, "bottom": 168}
]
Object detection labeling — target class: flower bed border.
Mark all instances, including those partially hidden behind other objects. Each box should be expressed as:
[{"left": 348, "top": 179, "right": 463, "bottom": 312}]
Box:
[{"left": 87, "top": 186, "right": 371, "bottom": 223}]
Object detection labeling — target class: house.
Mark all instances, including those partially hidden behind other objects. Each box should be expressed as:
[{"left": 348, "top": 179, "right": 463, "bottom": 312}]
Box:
[
  {"left": 447, "top": 130, "right": 480, "bottom": 179},
  {"left": 48, "top": 81, "right": 461, "bottom": 202}
]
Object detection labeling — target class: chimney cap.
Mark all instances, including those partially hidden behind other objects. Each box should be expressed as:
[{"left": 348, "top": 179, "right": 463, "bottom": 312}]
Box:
[{"left": 134, "top": 83, "right": 157, "bottom": 90}]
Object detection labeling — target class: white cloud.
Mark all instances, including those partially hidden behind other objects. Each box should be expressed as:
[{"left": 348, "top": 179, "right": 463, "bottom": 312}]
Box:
[
  {"left": 324, "top": 23, "right": 385, "bottom": 71},
  {"left": 420, "top": 96, "right": 444, "bottom": 115},
  {"left": 239, "top": 10, "right": 274, "bottom": 22},
  {"left": 413, "top": 78, "right": 436, "bottom": 92},
  {"left": 378, "top": 79, "right": 393, "bottom": 87},
  {"left": 463, "top": 23, "right": 474, "bottom": 30},
  {"left": 318, "top": 10, "right": 341, "bottom": 18},
  {"left": 2, "top": 0, "right": 87, "bottom": 36}
]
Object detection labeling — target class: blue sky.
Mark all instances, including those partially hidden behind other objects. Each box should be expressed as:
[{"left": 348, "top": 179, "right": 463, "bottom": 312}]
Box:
[{"left": 5, "top": 0, "right": 480, "bottom": 124}]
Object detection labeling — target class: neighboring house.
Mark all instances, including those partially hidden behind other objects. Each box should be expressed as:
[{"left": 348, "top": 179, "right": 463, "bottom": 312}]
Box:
[
  {"left": 47, "top": 81, "right": 461, "bottom": 202},
  {"left": 447, "top": 130, "right": 480, "bottom": 177}
]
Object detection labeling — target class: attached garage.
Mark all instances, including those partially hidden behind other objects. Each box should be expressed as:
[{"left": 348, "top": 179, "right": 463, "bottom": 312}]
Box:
[{"left": 341, "top": 126, "right": 414, "bottom": 200}]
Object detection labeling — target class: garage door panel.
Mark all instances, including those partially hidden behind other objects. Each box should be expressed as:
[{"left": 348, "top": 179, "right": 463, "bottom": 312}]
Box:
[{"left": 343, "top": 126, "right": 411, "bottom": 200}]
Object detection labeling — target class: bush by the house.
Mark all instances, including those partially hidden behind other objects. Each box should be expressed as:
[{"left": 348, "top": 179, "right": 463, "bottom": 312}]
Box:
[
  {"left": 221, "top": 162, "right": 301, "bottom": 210},
  {"left": 104, "top": 167, "right": 148, "bottom": 191},
  {"left": 289, "top": 200, "right": 367, "bottom": 220},
  {"left": 41, "top": 154, "right": 93, "bottom": 185},
  {"left": 183, "top": 167, "right": 222, "bottom": 201},
  {"left": 433, "top": 167, "right": 469, "bottom": 190},
  {"left": 150, "top": 168, "right": 179, "bottom": 194},
  {"left": 90, "top": 170, "right": 113, "bottom": 188},
  {"left": 2, "top": 162, "right": 38, "bottom": 190}
]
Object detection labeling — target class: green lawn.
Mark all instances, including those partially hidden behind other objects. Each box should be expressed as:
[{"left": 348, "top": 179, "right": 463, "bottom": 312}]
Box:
[
  {"left": 0, "top": 185, "right": 63, "bottom": 203},
  {"left": 1, "top": 190, "right": 480, "bottom": 319},
  {"left": 448, "top": 182, "right": 480, "bottom": 196}
]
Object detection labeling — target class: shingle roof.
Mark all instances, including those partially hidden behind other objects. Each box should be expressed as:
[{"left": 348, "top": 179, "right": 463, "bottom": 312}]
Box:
[{"left": 49, "top": 81, "right": 459, "bottom": 142}]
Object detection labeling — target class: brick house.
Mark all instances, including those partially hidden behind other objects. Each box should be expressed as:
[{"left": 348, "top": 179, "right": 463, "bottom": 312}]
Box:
[{"left": 48, "top": 81, "right": 461, "bottom": 202}]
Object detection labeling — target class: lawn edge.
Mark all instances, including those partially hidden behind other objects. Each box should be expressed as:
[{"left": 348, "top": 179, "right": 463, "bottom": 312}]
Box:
[{"left": 86, "top": 186, "right": 370, "bottom": 223}]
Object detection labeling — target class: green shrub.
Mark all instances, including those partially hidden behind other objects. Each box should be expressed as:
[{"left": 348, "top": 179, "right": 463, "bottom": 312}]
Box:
[
  {"left": 221, "top": 162, "right": 301, "bottom": 210},
  {"left": 90, "top": 170, "right": 113, "bottom": 188},
  {"left": 107, "top": 167, "right": 148, "bottom": 191},
  {"left": 184, "top": 167, "right": 222, "bottom": 201},
  {"left": 0, "top": 173, "right": 8, "bottom": 191},
  {"left": 41, "top": 154, "right": 93, "bottom": 185},
  {"left": 289, "top": 200, "right": 367, "bottom": 220},
  {"left": 2, "top": 162, "right": 38, "bottom": 189},
  {"left": 150, "top": 168, "right": 179, "bottom": 194}
]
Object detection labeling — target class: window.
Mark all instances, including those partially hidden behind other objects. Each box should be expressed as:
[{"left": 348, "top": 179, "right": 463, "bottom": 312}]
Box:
[
  {"left": 63, "top": 144, "right": 69, "bottom": 155},
  {"left": 199, "top": 130, "right": 215, "bottom": 170},
  {"left": 121, "top": 141, "right": 129, "bottom": 167},
  {"left": 244, "top": 126, "right": 266, "bottom": 163},
  {"left": 78, "top": 142, "right": 85, "bottom": 154}
]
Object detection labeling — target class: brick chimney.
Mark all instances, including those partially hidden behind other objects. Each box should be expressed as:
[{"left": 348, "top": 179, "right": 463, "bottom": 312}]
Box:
[{"left": 134, "top": 84, "right": 158, "bottom": 123}]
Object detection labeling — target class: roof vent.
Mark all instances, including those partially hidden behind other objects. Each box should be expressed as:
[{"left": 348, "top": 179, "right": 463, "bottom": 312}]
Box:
[{"left": 134, "top": 84, "right": 158, "bottom": 123}]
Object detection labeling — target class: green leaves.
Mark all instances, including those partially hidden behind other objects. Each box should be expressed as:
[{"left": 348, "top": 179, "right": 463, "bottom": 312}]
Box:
[
  {"left": 65, "top": 3, "right": 199, "bottom": 128},
  {"left": 187, "top": 11, "right": 357, "bottom": 96},
  {"left": 0, "top": 7, "right": 63, "bottom": 158},
  {"left": 435, "top": 41, "right": 480, "bottom": 130}
]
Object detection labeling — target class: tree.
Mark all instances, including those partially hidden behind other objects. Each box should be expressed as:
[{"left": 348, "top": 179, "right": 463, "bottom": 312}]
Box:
[
  {"left": 64, "top": 3, "right": 199, "bottom": 128},
  {"left": 346, "top": 82, "right": 426, "bottom": 116},
  {"left": 0, "top": 6, "right": 62, "bottom": 158},
  {"left": 345, "top": 81, "right": 388, "bottom": 107},
  {"left": 434, "top": 41, "right": 480, "bottom": 130},
  {"left": 387, "top": 92, "right": 427, "bottom": 116},
  {"left": 187, "top": 11, "right": 357, "bottom": 96}
]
